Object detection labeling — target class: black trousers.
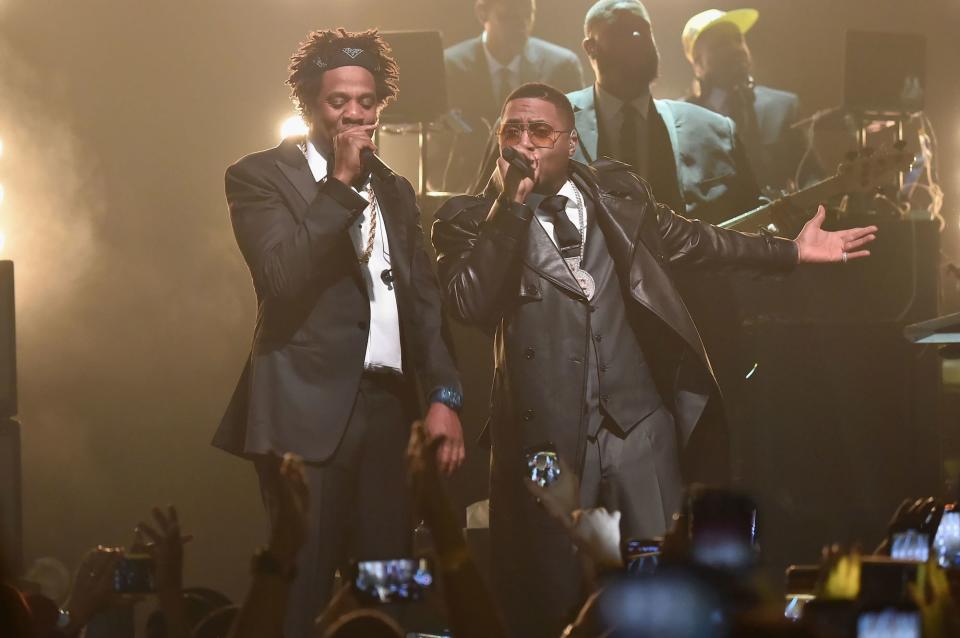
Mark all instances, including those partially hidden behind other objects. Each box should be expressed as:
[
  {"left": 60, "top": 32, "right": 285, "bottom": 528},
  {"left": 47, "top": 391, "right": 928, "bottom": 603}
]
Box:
[{"left": 255, "top": 373, "right": 414, "bottom": 638}]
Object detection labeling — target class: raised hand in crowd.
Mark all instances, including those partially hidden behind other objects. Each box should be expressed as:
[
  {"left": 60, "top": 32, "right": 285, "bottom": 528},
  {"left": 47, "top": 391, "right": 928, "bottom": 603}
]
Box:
[
  {"left": 229, "top": 453, "right": 309, "bottom": 638},
  {"left": 525, "top": 459, "right": 623, "bottom": 586},
  {"left": 407, "top": 420, "right": 507, "bottom": 638},
  {"left": 59, "top": 546, "right": 124, "bottom": 636},
  {"left": 136, "top": 505, "right": 191, "bottom": 638},
  {"left": 910, "top": 556, "right": 960, "bottom": 638},
  {"left": 523, "top": 456, "right": 580, "bottom": 529},
  {"left": 815, "top": 543, "right": 862, "bottom": 601},
  {"left": 268, "top": 454, "right": 310, "bottom": 571}
]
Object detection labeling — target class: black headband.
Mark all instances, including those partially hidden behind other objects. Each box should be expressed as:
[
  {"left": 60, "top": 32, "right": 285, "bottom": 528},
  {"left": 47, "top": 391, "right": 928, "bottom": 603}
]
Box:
[{"left": 311, "top": 46, "right": 381, "bottom": 76}]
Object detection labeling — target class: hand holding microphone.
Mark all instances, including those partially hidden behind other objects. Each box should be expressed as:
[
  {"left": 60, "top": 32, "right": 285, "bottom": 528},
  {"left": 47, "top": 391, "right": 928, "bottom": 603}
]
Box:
[
  {"left": 332, "top": 122, "right": 378, "bottom": 186},
  {"left": 497, "top": 145, "right": 539, "bottom": 204}
]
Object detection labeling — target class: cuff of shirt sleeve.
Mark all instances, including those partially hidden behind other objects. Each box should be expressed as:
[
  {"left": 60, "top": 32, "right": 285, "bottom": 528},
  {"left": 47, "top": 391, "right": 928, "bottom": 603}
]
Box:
[{"left": 320, "top": 176, "right": 369, "bottom": 213}]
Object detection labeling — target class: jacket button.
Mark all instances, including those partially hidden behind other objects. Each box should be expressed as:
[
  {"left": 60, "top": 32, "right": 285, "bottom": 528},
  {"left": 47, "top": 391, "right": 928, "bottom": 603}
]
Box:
[
  {"left": 524, "top": 347, "right": 535, "bottom": 359},
  {"left": 522, "top": 409, "right": 535, "bottom": 421},
  {"left": 357, "top": 320, "right": 368, "bottom": 330},
  {"left": 593, "top": 333, "right": 602, "bottom": 342}
]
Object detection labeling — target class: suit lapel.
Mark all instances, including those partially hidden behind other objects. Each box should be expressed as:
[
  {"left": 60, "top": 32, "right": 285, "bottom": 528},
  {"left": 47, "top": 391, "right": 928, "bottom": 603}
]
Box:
[
  {"left": 574, "top": 165, "right": 642, "bottom": 277},
  {"left": 570, "top": 88, "right": 599, "bottom": 163},
  {"left": 523, "top": 215, "right": 587, "bottom": 301},
  {"left": 470, "top": 37, "right": 499, "bottom": 115},
  {"left": 651, "top": 100, "right": 686, "bottom": 210},
  {"left": 274, "top": 137, "right": 317, "bottom": 218},
  {"left": 518, "top": 39, "right": 538, "bottom": 84},
  {"left": 372, "top": 175, "right": 412, "bottom": 289},
  {"left": 575, "top": 163, "right": 706, "bottom": 363}
]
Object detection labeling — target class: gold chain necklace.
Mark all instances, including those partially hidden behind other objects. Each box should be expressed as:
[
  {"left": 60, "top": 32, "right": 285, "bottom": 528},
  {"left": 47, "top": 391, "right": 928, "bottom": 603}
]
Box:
[{"left": 358, "top": 183, "right": 379, "bottom": 264}]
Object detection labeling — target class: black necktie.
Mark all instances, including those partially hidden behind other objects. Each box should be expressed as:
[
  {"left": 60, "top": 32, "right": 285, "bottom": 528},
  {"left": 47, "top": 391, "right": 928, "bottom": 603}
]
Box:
[
  {"left": 539, "top": 195, "right": 580, "bottom": 259},
  {"left": 497, "top": 67, "right": 513, "bottom": 105},
  {"left": 620, "top": 104, "right": 639, "bottom": 171}
]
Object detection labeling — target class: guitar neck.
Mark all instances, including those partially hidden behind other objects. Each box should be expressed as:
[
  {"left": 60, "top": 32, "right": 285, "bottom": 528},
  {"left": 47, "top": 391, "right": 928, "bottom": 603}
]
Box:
[{"left": 717, "top": 175, "right": 843, "bottom": 232}]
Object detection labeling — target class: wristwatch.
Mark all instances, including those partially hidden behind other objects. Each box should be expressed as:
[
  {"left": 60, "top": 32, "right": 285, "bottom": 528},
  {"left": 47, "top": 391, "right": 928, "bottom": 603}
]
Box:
[
  {"left": 251, "top": 546, "right": 297, "bottom": 582},
  {"left": 429, "top": 386, "right": 463, "bottom": 413}
]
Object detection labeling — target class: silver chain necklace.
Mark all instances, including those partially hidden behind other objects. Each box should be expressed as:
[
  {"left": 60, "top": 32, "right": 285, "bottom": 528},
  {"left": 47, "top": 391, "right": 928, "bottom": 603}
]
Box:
[{"left": 565, "top": 180, "right": 596, "bottom": 300}]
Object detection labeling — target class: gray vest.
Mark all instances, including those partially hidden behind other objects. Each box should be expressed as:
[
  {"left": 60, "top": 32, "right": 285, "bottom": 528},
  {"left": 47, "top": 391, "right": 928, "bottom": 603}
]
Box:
[{"left": 580, "top": 193, "right": 664, "bottom": 436}]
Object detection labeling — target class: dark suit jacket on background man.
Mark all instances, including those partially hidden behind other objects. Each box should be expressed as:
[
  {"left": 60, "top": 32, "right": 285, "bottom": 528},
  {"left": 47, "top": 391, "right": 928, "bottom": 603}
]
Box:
[
  {"left": 439, "top": 36, "right": 584, "bottom": 193},
  {"left": 686, "top": 84, "right": 820, "bottom": 194},
  {"left": 566, "top": 85, "right": 760, "bottom": 222}
]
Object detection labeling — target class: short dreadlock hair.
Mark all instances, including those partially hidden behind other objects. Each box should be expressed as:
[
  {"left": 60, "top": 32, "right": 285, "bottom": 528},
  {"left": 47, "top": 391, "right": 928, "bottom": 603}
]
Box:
[{"left": 287, "top": 28, "right": 400, "bottom": 117}]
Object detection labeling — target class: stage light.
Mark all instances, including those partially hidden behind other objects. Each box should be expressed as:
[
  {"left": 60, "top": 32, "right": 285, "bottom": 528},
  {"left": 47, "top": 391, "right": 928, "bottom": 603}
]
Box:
[
  {"left": 0, "top": 232, "right": 7, "bottom": 254},
  {"left": 280, "top": 115, "right": 308, "bottom": 139},
  {"left": 0, "top": 139, "right": 4, "bottom": 159},
  {"left": 0, "top": 184, "right": 4, "bottom": 205}
]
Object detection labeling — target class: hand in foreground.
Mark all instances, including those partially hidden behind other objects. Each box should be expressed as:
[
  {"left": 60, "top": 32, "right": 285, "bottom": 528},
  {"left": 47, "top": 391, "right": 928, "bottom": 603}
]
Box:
[
  {"left": 910, "top": 557, "right": 960, "bottom": 638},
  {"left": 423, "top": 402, "right": 465, "bottom": 476},
  {"left": 816, "top": 544, "right": 861, "bottom": 600},
  {"left": 136, "top": 506, "right": 190, "bottom": 601},
  {"left": 795, "top": 205, "right": 877, "bottom": 264},
  {"left": 62, "top": 546, "right": 123, "bottom": 633},
  {"left": 524, "top": 456, "right": 580, "bottom": 529},
  {"left": 268, "top": 453, "right": 310, "bottom": 569},
  {"left": 407, "top": 420, "right": 443, "bottom": 517},
  {"left": 568, "top": 508, "right": 623, "bottom": 570}
]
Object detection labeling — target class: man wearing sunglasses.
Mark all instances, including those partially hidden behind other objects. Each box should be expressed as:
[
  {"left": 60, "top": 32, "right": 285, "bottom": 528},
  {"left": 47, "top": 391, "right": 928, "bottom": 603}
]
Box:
[{"left": 432, "top": 82, "right": 877, "bottom": 637}]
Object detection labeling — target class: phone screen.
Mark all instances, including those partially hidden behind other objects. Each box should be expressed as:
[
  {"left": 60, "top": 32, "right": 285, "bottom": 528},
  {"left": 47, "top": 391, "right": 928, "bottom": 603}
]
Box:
[
  {"left": 857, "top": 609, "right": 921, "bottom": 638},
  {"left": 890, "top": 531, "right": 930, "bottom": 561},
  {"left": 689, "top": 491, "right": 758, "bottom": 571},
  {"left": 622, "top": 538, "right": 661, "bottom": 575},
  {"left": 113, "top": 554, "right": 156, "bottom": 594},
  {"left": 353, "top": 558, "right": 433, "bottom": 603}
]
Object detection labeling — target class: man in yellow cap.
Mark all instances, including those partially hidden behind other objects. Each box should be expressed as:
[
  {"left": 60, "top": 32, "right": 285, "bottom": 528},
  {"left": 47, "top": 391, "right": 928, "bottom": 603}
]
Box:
[{"left": 682, "top": 8, "right": 822, "bottom": 194}]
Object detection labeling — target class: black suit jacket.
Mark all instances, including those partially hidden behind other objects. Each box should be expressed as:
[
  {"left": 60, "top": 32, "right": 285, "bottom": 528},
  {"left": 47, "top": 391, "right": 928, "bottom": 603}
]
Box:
[
  {"left": 436, "top": 36, "right": 584, "bottom": 193},
  {"left": 431, "top": 160, "right": 797, "bottom": 483},
  {"left": 685, "top": 84, "right": 823, "bottom": 193},
  {"left": 214, "top": 137, "right": 461, "bottom": 463}
]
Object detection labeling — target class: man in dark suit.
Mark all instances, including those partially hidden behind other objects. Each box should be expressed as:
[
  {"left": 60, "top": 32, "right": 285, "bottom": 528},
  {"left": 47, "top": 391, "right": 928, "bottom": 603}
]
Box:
[
  {"left": 213, "top": 29, "right": 464, "bottom": 638},
  {"left": 681, "top": 8, "right": 823, "bottom": 194},
  {"left": 570, "top": 0, "right": 760, "bottom": 223},
  {"left": 432, "top": 82, "right": 877, "bottom": 637},
  {"left": 438, "top": 0, "right": 584, "bottom": 193},
  {"left": 569, "top": 0, "right": 765, "bottom": 432}
]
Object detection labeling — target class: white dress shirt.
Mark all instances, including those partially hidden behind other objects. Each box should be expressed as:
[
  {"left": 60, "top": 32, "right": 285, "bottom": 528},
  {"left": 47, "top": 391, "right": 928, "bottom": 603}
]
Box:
[
  {"left": 534, "top": 180, "right": 587, "bottom": 249},
  {"left": 595, "top": 84, "right": 651, "bottom": 177},
  {"left": 304, "top": 140, "right": 403, "bottom": 373},
  {"left": 482, "top": 31, "right": 522, "bottom": 101}
]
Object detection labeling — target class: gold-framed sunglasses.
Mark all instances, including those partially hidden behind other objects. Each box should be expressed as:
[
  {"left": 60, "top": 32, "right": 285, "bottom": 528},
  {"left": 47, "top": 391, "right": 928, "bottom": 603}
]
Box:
[{"left": 497, "top": 122, "right": 572, "bottom": 149}]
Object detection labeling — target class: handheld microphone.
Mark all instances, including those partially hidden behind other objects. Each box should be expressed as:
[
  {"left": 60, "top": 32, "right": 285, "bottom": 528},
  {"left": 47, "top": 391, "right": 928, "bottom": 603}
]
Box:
[
  {"left": 501, "top": 146, "right": 535, "bottom": 179},
  {"left": 360, "top": 148, "right": 395, "bottom": 180}
]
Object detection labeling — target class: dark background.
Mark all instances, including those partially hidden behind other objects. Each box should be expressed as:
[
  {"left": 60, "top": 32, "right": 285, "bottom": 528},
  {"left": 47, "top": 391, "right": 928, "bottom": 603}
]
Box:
[{"left": 1, "top": 0, "right": 957, "bottom": 599}]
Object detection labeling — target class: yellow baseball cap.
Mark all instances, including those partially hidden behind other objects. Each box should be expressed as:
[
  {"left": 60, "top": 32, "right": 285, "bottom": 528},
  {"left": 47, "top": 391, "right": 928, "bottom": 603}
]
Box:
[{"left": 682, "top": 8, "right": 759, "bottom": 63}]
